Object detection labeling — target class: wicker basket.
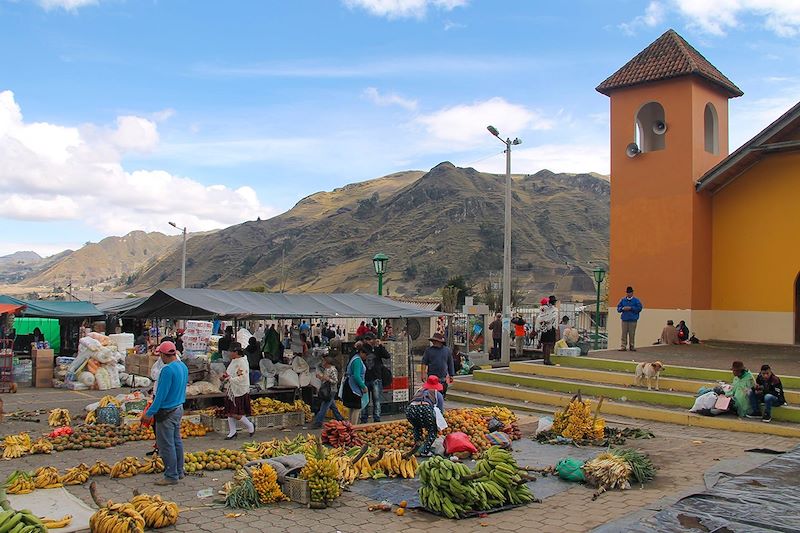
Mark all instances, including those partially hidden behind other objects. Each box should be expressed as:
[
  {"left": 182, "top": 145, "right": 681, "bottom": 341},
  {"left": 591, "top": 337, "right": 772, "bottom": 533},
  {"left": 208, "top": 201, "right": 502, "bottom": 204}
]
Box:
[{"left": 281, "top": 476, "right": 310, "bottom": 505}]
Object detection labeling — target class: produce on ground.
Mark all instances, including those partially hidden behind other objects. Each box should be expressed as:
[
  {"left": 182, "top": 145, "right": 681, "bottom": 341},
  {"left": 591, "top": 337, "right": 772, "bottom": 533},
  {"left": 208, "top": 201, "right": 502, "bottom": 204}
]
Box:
[
  {"left": 300, "top": 437, "right": 341, "bottom": 505},
  {"left": 443, "top": 409, "right": 491, "bottom": 450},
  {"left": 88, "top": 482, "right": 145, "bottom": 533},
  {"left": 59, "top": 463, "right": 90, "bottom": 485},
  {"left": 111, "top": 457, "right": 142, "bottom": 479},
  {"left": 241, "top": 435, "right": 316, "bottom": 461},
  {"left": 137, "top": 455, "right": 165, "bottom": 475},
  {"left": 418, "top": 447, "right": 538, "bottom": 519},
  {"left": 32, "top": 466, "right": 62, "bottom": 489},
  {"left": 582, "top": 452, "right": 632, "bottom": 500},
  {"left": 355, "top": 421, "right": 415, "bottom": 450},
  {"left": 40, "top": 514, "right": 72, "bottom": 529},
  {"left": 30, "top": 438, "right": 53, "bottom": 454},
  {"left": 89, "top": 461, "right": 112, "bottom": 476},
  {"left": 1, "top": 433, "right": 31, "bottom": 459},
  {"left": 249, "top": 463, "right": 288, "bottom": 504},
  {"left": 469, "top": 406, "right": 518, "bottom": 425},
  {"left": 609, "top": 448, "right": 656, "bottom": 484},
  {"left": 48, "top": 408, "right": 72, "bottom": 427},
  {"left": 4, "top": 471, "right": 35, "bottom": 494},
  {"left": 0, "top": 488, "right": 47, "bottom": 532},
  {"left": 320, "top": 420, "right": 362, "bottom": 448},
  {"left": 223, "top": 469, "right": 261, "bottom": 510},
  {"left": 130, "top": 492, "right": 180, "bottom": 529},
  {"left": 551, "top": 393, "right": 605, "bottom": 441},
  {"left": 184, "top": 448, "right": 248, "bottom": 473}
]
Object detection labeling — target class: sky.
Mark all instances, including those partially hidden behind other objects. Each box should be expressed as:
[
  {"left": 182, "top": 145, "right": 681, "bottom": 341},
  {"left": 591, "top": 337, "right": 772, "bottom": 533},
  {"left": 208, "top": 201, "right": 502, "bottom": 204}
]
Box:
[{"left": 1, "top": 0, "right": 799, "bottom": 257}]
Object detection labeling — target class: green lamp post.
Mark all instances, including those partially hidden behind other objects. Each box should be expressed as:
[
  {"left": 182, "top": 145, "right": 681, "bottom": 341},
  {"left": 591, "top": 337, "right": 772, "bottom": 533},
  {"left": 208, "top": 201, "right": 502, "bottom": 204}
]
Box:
[
  {"left": 592, "top": 267, "right": 606, "bottom": 350},
  {"left": 373, "top": 253, "right": 389, "bottom": 337}
]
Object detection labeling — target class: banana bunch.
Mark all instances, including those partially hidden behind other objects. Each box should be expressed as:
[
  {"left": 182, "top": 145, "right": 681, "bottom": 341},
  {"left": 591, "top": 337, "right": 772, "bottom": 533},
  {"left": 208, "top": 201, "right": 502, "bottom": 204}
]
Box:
[
  {"left": 582, "top": 453, "right": 632, "bottom": 499},
  {"left": 291, "top": 399, "right": 313, "bottom": 422},
  {"left": 375, "top": 449, "right": 418, "bottom": 479},
  {"left": 5, "top": 471, "right": 36, "bottom": 495},
  {"left": 89, "top": 502, "right": 144, "bottom": 533},
  {"left": 48, "top": 408, "right": 72, "bottom": 427},
  {"left": 130, "top": 493, "right": 180, "bottom": 529},
  {"left": 29, "top": 438, "right": 53, "bottom": 455},
  {"left": 59, "top": 463, "right": 90, "bottom": 485},
  {"left": 241, "top": 441, "right": 272, "bottom": 461},
  {"left": 300, "top": 438, "right": 341, "bottom": 504},
  {"left": 470, "top": 406, "right": 517, "bottom": 425},
  {"left": 138, "top": 455, "right": 165, "bottom": 475},
  {"left": 110, "top": 457, "right": 142, "bottom": 479},
  {"left": 249, "top": 463, "right": 288, "bottom": 504},
  {"left": 2, "top": 433, "right": 32, "bottom": 459},
  {"left": 417, "top": 456, "right": 476, "bottom": 518},
  {"left": 0, "top": 508, "right": 48, "bottom": 532},
  {"left": 552, "top": 396, "right": 605, "bottom": 441},
  {"left": 330, "top": 455, "right": 358, "bottom": 486},
  {"left": 40, "top": 515, "right": 72, "bottom": 529},
  {"left": 475, "top": 447, "right": 537, "bottom": 506},
  {"left": 32, "top": 466, "right": 63, "bottom": 489},
  {"left": 89, "top": 461, "right": 112, "bottom": 476},
  {"left": 98, "top": 395, "right": 121, "bottom": 408},
  {"left": 84, "top": 410, "right": 97, "bottom": 425}
]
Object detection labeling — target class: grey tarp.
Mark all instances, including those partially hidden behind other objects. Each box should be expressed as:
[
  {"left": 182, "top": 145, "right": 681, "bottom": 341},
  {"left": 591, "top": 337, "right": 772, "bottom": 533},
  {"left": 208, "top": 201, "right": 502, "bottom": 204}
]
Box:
[
  {"left": 0, "top": 295, "right": 103, "bottom": 318},
  {"left": 122, "top": 288, "right": 444, "bottom": 319},
  {"left": 96, "top": 297, "right": 148, "bottom": 314}
]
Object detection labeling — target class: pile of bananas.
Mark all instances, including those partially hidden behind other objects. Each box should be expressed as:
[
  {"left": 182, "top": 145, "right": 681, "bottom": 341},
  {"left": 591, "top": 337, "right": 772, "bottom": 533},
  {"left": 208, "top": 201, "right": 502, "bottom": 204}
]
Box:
[
  {"left": 374, "top": 448, "right": 418, "bottom": 479},
  {"left": 137, "top": 455, "right": 165, "bottom": 475},
  {"left": 89, "top": 483, "right": 145, "bottom": 533},
  {"left": 40, "top": 515, "right": 72, "bottom": 529},
  {"left": 89, "top": 461, "right": 112, "bottom": 476},
  {"left": 224, "top": 469, "right": 261, "bottom": 510},
  {"left": 48, "top": 408, "right": 72, "bottom": 427},
  {"left": 32, "top": 466, "right": 62, "bottom": 489},
  {"left": 59, "top": 463, "right": 90, "bottom": 485},
  {"left": 0, "top": 507, "right": 47, "bottom": 532},
  {"left": 241, "top": 434, "right": 316, "bottom": 461},
  {"left": 470, "top": 406, "right": 518, "bottom": 425},
  {"left": 582, "top": 452, "right": 632, "bottom": 500},
  {"left": 29, "top": 438, "right": 53, "bottom": 455},
  {"left": 85, "top": 396, "right": 122, "bottom": 425},
  {"left": 418, "top": 447, "right": 538, "bottom": 519},
  {"left": 292, "top": 399, "right": 313, "bottom": 422},
  {"left": 2, "top": 433, "right": 31, "bottom": 459},
  {"left": 110, "top": 457, "right": 142, "bottom": 479},
  {"left": 249, "top": 463, "right": 288, "bottom": 504},
  {"left": 250, "top": 397, "right": 301, "bottom": 415},
  {"left": 5, "top": 471, "right": 35, "bottom": 494},
  {"left": 300, "top": 438, "right": 341, "bottom": 504},
  {"left": 552, "top": 394, "right": 605, "bottom": 441},
  {"left": 130, "top": 493, "right": 180, "bottom": 529}
]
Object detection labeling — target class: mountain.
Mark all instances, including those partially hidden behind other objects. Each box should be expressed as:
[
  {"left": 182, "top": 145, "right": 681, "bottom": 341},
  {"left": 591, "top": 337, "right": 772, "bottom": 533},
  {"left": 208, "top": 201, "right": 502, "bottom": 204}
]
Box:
[
  {"left": 127, "top": 164, "right": 609, "bottom": 302},
  {"left": 0, "top": 251, "right": 71, "bottom": 284},
  {"left": 23, "top": 231, "right": 181, "bottom": 289}
]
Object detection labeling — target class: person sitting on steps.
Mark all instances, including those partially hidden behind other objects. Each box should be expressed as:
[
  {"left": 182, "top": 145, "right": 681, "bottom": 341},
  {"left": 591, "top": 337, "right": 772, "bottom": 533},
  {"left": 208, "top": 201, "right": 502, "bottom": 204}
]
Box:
[{"left": 747, "top": 364, "right": 785, "bottom": 423}]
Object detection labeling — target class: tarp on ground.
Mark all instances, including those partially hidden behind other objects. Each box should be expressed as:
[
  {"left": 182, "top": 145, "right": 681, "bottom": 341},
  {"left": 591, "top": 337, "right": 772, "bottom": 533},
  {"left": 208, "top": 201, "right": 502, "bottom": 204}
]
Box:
[
  {"left": 96, "top": 296, "right": 148, "bottom": 314},
  {"left": 122, "top": 288, "right": 445, "bottom": 319},
  {"left": 0, "top": 295, "right": 103, "bottom": 318}
]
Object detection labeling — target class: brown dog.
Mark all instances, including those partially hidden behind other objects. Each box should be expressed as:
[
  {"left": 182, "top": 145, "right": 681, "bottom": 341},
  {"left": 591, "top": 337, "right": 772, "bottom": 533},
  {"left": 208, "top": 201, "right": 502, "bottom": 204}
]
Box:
[{"left": 635, "top": 361, "right": 664, "bottom": 390}]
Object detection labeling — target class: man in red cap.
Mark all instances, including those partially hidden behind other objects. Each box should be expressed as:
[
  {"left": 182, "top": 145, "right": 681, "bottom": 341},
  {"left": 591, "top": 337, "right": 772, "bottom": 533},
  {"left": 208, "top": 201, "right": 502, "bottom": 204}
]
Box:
[
  {"left": 421, "top": 333, "right": 454, "bottom": 397},
  {"left": 144, "top": 341, "right": 188, "bottom": 485}
]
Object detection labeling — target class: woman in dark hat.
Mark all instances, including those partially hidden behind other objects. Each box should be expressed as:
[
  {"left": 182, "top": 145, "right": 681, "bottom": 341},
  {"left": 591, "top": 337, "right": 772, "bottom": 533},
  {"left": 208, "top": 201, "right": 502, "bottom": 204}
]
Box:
[{"left": 406, "top": 376, "right": 446, "bottom": 456}]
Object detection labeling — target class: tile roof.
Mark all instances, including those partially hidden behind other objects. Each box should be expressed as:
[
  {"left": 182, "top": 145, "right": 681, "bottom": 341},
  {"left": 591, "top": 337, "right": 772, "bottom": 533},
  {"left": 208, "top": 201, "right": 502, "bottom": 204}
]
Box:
[{"left": 596, "top": 29, "right": 743, "bottom": 98}]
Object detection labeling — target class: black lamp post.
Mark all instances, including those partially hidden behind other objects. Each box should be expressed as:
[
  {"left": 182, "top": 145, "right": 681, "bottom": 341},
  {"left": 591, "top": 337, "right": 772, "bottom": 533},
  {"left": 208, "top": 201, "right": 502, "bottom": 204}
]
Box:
[
  {"left": 373, "top": 253, "right": 388, "bottom": 337},
  {"left": 592, "top": 267, "right": 606, "bottom": 350}
]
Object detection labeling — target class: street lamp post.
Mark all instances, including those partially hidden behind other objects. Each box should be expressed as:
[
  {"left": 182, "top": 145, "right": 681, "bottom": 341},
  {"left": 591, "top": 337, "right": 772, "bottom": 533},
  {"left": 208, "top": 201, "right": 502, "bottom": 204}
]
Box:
[
  {"left": 487, "top": 126, "right": 521, "bottom": 365},
  {"left": 169, "top": 222, "right": 187, "bottom": 289},
  {"left": 592, "top": 267, "right": 606, "bottom": 350},
  {"left": 372, "top": 253, "right": 389, "bottom": 337}
]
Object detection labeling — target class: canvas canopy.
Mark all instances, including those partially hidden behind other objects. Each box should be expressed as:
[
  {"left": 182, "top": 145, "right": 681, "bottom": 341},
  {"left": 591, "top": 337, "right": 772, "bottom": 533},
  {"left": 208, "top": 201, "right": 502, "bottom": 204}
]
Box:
[
  {"left": 96, "top": 296, "right": 148, "bottom": 314},
  {"left": 122, "top": 288, "right": 444, "bottom": 320},
  {"left": 0, "top": 295, "right": 103, "bottom": 318}
]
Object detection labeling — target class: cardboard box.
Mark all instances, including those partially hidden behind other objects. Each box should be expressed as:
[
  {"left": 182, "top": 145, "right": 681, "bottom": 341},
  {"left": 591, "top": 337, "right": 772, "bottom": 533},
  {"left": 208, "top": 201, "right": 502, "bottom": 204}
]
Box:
[
  {"left": 32, "top": 349, "right": 54, "bottom": 369},
  {"left": 35, "top": 367, "right": 54, "bottom": 388},
  {"left": 92, "top": 322, "right": 106, "bottom": 333},
  {"left": 125, "top": 353, "right": 159, "bottom": 376}
]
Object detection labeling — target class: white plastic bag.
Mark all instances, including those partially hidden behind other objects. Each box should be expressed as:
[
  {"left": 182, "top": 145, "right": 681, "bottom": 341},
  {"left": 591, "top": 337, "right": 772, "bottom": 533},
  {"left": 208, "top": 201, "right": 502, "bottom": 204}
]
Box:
[
  {"left": 278, "top": 369, "right": 300, "bottom": 388},
  {"left": 431, "top": 436, "right": 445, "bottom": 456},
  {"left": 536, "top": 415, "right": 554, "bottom": 435},
  {"left": 78, "top": 371, "right": 96, "bottom": 387},
  {"left": 434, "top": 406, "right": 448, "bottom": 431},
  {"left": 79, "top": 337, "right": 102, "bottom": 352}
]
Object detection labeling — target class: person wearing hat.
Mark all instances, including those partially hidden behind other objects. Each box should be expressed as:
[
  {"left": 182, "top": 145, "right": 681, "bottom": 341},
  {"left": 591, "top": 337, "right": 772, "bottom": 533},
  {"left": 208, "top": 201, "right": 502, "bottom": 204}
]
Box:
[
  {"left": 222, "top": 342, "right": 255, "bottom": 440},
  {"left": 727, "top": 361, "right": 756, "bottom": 418},
  {"left": 536, "top": 296, "right": 558, "bottom": 365},
  {"left": 406, "top": 376, "right": 446, "bottom": 456},
  {"left": 488, "top": 313, "right": 503, "bottom": 361},
  {"left": 510, "top": 313, "right": 527, "bottom": 357},
  {"left": 144, "top": 341, "right": 189, "bottom": 486},
  {"left": 617, "top": 286, "right": 643, "bottom": 351},
  {"left": 421, "top": 333, "right": 454, "bottom": 397}
]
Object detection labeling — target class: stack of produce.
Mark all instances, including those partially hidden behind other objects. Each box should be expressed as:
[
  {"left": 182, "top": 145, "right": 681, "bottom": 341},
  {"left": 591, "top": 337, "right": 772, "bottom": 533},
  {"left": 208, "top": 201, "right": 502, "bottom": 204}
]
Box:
[
  {"left": 373, "top": 448, "right": 418, "bottom": 479},
  {"left": 355, "top": 421, "right": 416, "bottom": 450},
  {"left": 223, "top": 468, "right": 261, "bottom": 510},
  {"left": 293, "top": 400, "right": 313, "bottom": 422},
  {"left": 111, "top": 457, "right": 142, "bottom": 479},
  {"left": 48, "top": 408, "right": 72, "bottom": 427},
  {"left": 41, "top": 515, "right": 72, "bottom": 529},
  {"left": 30, "top": 438, "right": 53, "bottom": 454},
  {"left": 1, "top": 433, "right": 31, "bottom": 459},
  {"left": 59, "top": 463, "right": 90, "bottom": 485},
  {"left": 48, "top": 423, "right": 153, "bottom": 452},
  {"left": 470, "top": 406, "right": 517, "bottom": 425},
  {"left": 32, "top": 466, "right": 62, "bottom": 489},
  {"left": 581, "top": 452, "right": 632, "bottom": 500},
  {"left": 249, "top": 463, "right": 288, "bottom": 504},
  {"left": 84, "top": 395, "right": 122, "bottom": 424},
  {"left": 320, "top": 420, "right": 362, "bottom": 447},
  {"left": 241, "top": 435, "right": 316, "bottom": 461},
  {"left": 88, "top": 483, "right": 146, "bottom": 533},
  {"left": 130, "top": 492, "right": 180, "bottom": 529},
  {"left": 4, "top": 472, "right": 35, "bottom": 494},
  {"left": 0, "top": 490, "right": 48, "bottom": 532},
  {"left": 609, "top": 448, "right": 656, "bottom": 484},
  {"left": 137, "top": 455, "right": 165, "bottom": 475},
  {"left": 250, "top": 397, "right": 302, "bottom": 415},
  {"left": 184, "top": 448, "right": 248, "bottom": 473},
  {"left": 300, "top": 437, "right": 341, "bottom": 505},
  {"left": 552, "top": 394, "right": 605, "bottom": 441},
  {"left": 443, "top": 409, "right": 491, "bottom": 450},
  {"left": 417, "top": 447, "right": 537, "bottom": 519},
  {"left": 89, "top": 461, "right": 112, "bottom": 476},
  {"left": 180, "top": 420, "right": 208, "bottom": 438}
]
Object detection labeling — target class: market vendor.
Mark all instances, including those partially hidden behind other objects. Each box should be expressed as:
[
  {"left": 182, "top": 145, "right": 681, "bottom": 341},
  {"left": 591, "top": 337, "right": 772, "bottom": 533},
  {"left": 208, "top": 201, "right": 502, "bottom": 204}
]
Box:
[
  {"left": 421, "top": 333, "right": 454, "bottom": 397},
  {"left": 244, "top": 336, "right": 262, "bottom": 371},
  {"left": 222, "top": 342, "right": 255, "bottom": 440},
  {"left": 218, "top": 326, "right": 234, "bottom": 363},
  {"left": 407, "top": 375, "right": 445, "bottom": 457}
]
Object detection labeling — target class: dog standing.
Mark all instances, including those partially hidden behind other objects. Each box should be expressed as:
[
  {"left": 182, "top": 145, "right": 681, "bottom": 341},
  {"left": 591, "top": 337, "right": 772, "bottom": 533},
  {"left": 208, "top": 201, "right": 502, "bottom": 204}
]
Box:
[{"left": 635, "top": 361, "right": 664, "bottom": 390}]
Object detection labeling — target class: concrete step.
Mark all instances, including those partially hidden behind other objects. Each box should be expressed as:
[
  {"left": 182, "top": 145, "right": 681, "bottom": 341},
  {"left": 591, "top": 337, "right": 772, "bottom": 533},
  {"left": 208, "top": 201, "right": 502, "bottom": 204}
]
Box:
[
  {"left": 472, "top": 369, "right": 800, "bottom": 423},
  {"left": 451, "top": 376, "right": 800, "bottom": 438},
  {"left": 549, "top": 355, "right": 800, "bottom": 389},
  {"left": 509, "top": 361, "right": 800, "bottom": 404}
]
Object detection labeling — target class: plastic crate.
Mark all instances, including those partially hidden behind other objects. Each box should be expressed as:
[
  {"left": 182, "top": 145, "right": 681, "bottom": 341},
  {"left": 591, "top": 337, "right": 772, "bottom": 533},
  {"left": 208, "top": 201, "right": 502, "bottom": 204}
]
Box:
[
  {"left": 385, "top": 376, "right": 408, "bottom": 390},
  {"left": 281, "top": 476, "right": 310, "bottom": 505},
  {"left": 253, "top": 411, "right": 305, "bottom": 429},
  {"left": 199, "top": 414, "right": 229, "bottom": 433}
]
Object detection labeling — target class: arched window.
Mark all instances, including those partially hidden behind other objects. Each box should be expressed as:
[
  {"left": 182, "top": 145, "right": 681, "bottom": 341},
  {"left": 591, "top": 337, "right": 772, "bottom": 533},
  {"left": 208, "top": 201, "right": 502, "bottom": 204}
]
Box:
[
  {"left": 704, "top": 103, "right": 719, "bottom": 154},
  {"left": 634, "top": 102, "right": 666, "bottom": 153}
]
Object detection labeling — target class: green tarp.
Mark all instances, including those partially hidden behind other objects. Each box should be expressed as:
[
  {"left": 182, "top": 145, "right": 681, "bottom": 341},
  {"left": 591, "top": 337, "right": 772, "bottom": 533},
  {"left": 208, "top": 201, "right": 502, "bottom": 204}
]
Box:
[
  {"left": 12, "top": 317, "right": 61, "bottom": 352},
  {"left": 0, "top": 295, "right": 103, "bottom": 318}
]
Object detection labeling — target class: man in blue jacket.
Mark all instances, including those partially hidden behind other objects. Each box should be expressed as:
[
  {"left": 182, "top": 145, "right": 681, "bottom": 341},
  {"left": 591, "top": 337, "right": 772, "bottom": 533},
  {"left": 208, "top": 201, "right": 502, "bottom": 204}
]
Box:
[
  {"left": 617, "top": 286, "right": 643, "bottom": 352},
  {"left": 144, "top": 341, "right": 189, "bottom": 485}
]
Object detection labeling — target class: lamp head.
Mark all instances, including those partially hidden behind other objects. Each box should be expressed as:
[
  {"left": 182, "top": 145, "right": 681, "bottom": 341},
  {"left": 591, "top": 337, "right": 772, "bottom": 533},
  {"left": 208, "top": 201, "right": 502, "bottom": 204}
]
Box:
[
  {"left": 372, "top": 253, "right": 389, "bottom": 275},
  {"left": 512, "top": 138, "right": 522, "bottom": 145},
  {"left": 592, "top": 267, "right": 606, "bottom": 284},
  {"left": 487, "top": 125, "right": 500, "bottom": 137},
  {"left": 168, "top": 221, "right": 177, "bottom": 228}
]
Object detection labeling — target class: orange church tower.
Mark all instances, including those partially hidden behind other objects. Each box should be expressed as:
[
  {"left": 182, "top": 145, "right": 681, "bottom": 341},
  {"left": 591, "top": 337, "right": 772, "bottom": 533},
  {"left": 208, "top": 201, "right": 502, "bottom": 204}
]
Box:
[{"left": 597, "top": 29, "right": 742, "bottom": 347}]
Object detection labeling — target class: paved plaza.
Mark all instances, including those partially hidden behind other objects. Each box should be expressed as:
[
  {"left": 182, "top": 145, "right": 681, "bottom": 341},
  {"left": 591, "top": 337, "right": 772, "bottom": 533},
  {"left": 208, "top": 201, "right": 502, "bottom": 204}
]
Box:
[{"left": 1, "top": 386, "right": 798, "bottom": 532}]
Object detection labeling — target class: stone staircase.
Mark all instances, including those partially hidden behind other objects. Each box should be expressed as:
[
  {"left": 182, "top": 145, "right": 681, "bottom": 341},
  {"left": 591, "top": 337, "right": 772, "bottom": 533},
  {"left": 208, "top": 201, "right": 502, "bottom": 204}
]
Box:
[{"left": 448, "top": 356, "right": 800, "bottom": 438}]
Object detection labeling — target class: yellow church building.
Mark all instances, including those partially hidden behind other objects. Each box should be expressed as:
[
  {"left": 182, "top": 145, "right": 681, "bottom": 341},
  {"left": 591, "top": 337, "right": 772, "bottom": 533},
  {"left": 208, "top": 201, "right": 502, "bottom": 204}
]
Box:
[{"left": 597, "top": 29, "right": 800, "bottom": 346}]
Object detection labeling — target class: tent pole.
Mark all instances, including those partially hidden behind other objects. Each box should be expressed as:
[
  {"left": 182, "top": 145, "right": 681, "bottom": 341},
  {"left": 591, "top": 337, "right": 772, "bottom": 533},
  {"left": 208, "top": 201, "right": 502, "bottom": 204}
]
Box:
[{"left": 406, "top": 318, "right": 412, "bottom": 410}]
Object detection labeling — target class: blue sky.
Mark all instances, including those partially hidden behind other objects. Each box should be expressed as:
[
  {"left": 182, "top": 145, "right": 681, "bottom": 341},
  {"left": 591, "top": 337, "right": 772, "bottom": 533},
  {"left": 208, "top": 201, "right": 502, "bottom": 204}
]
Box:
[{"left": 1, "top": 0, "right": 799, "bottom": 257}]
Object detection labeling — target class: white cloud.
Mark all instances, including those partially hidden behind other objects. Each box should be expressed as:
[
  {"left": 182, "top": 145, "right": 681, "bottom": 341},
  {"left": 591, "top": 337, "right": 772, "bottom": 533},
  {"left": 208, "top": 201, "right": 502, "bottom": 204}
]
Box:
[
  {"left": 362, "top": 87, "right": 418, "bottom": 110},
  {"left": 38, "top": 0, "right": 97, "bottom": 11},
  {"left": 619, "top": 1, "right": 665, "bottom": 35},
  {"left": 470, "top": 143, "right": 609, "bottom": 176},
  {"left": 343, "top": 0, "right": 467, "bottom": 19},
  {"left": 415, "top": 97, "right": 553, "bottom": 147},
  {"left": 0, "top": 90, "right": 276, "bottom": 235},
  {"left": 151, "top": 108, "right": 176, "bottom": 122},
  {"left": 730, "top": 80, "right": 800, "bottom": 149}
]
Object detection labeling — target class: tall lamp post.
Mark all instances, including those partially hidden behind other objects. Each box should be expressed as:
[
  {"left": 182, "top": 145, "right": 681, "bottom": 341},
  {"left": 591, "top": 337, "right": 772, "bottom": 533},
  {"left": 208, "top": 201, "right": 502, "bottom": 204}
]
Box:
[
  {"left": 487, "top": 125, "right": 521, "bottom": 365},
  {"left": 168, "top": 221, "right": 187, "bottom": 289},
  {"left": 373, "top": 253, "right": 389, "bottom": 337},
  {"left": 592, "top": 267, "right": 606, "bottom": 350}
]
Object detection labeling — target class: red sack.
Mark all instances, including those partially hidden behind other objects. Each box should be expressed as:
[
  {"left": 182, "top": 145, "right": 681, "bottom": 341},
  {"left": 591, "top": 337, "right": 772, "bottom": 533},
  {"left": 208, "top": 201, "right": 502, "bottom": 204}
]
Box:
[{"left": 443, "top": 431, "right": 478, "bottom": 455}]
